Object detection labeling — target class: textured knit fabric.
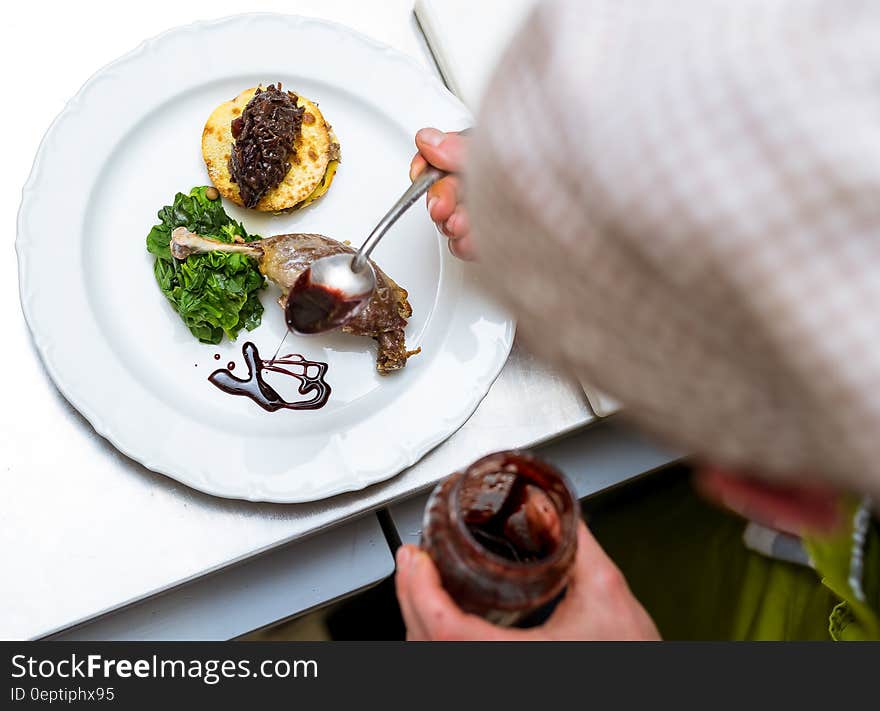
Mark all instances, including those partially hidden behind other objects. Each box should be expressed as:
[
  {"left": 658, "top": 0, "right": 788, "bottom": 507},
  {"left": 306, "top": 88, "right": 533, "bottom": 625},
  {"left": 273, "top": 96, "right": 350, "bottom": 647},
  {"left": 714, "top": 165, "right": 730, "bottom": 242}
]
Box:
[{"left": 467, "top": 0, "right": 880, "bottom": 498}]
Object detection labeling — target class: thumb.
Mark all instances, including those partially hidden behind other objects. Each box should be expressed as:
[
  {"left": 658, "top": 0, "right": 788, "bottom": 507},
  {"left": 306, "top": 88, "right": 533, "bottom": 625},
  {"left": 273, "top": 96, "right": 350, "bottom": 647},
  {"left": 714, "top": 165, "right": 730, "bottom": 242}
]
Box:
[
  {"left": 414, "top": 128, "right": 468, "bottom": 173},
  {"left": 543, "top": 521, "right": 661, "bottom": 640},
  {"left": 543, "top": 521, "right": 626, "bottom": 629}
]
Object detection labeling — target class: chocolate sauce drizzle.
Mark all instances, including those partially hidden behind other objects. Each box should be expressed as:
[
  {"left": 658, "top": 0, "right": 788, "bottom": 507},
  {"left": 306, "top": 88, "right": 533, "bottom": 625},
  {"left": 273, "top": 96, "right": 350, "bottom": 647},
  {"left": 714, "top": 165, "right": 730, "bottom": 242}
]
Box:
[{"left": 208, "top": 341, "right": 331, "bottom": 412}]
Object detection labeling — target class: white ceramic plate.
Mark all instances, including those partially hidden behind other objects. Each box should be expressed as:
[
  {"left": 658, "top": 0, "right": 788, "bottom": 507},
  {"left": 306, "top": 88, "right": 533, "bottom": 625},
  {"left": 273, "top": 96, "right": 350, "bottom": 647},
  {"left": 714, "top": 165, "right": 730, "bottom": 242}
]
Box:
[{"left": 16, "top": 14, "right": 513, "bottom": 503}]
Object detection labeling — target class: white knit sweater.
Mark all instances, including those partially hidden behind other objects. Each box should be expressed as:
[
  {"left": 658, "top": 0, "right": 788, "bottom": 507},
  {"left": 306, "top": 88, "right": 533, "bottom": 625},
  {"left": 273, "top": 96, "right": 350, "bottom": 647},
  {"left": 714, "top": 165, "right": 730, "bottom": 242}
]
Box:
[{"left": 467, "top": 0, "right": 880, "bottom": 495}]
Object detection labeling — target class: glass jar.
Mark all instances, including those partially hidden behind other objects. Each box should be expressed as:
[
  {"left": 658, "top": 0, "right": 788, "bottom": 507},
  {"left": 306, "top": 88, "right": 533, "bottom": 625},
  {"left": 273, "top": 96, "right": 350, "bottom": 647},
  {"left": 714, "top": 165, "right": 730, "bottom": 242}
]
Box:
[{"left": 421, "top": 450, "right": 579, "bottom": 626}]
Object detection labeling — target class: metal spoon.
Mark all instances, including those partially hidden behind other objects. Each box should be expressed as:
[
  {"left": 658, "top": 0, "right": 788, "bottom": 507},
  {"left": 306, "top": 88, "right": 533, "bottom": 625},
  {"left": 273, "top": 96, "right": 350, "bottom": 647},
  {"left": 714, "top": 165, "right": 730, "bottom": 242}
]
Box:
[{"left": 285, "top": 166, "right": 448, "bottom": 334}]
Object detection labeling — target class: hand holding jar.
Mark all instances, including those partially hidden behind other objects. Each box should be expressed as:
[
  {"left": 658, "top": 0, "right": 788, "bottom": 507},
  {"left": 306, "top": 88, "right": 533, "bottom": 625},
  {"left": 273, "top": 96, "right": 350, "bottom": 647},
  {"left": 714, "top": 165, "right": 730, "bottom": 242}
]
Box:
[{"left": 395, "top": 452, "right": 660, "bottom": 641}]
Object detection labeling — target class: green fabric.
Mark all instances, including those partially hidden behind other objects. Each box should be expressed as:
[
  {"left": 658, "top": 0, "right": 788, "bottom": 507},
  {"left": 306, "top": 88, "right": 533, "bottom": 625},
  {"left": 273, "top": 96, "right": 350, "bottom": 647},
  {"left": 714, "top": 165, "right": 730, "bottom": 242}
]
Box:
[
  {"left": 803, "top": 498, "right": 880, "bottom": 641},
  {"left": 588, "top": 473, "right": 856, "bottom": 640}
]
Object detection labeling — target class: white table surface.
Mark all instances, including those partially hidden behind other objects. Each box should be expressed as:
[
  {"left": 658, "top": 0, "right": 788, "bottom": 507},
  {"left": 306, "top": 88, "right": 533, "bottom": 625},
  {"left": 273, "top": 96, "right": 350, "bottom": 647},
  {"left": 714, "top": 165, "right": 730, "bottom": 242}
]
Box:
[
  {"left": 48, "top": 514, "right": 393, "bottom": 641},
  {"left": 1, "top": 0, "right": 594, "bottom": 640}
]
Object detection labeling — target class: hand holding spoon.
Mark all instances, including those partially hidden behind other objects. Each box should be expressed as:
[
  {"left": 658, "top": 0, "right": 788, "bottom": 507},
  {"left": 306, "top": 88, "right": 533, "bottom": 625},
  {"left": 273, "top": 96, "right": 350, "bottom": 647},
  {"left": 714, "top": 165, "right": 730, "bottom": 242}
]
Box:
[{"left": 285, "top": 166, "right": 447, "bottom": 334}]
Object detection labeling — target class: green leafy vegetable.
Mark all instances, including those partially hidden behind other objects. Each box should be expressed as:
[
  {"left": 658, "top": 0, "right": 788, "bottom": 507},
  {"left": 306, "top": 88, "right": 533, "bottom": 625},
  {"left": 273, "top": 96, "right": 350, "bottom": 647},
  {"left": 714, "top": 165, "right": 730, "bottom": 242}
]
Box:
[{"left": 146, "top": 186, "right": 265, "bottom": 344}]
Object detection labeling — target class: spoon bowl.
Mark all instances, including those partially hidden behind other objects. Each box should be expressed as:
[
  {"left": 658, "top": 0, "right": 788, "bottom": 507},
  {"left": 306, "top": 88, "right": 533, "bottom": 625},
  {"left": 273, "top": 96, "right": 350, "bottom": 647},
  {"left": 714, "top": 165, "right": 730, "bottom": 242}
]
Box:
[
  {"left": 285, "top": 254, "right": 375, "bottom": 334},
  {"left": 285, "top": 166, "right": 447, "bottom": 335}
]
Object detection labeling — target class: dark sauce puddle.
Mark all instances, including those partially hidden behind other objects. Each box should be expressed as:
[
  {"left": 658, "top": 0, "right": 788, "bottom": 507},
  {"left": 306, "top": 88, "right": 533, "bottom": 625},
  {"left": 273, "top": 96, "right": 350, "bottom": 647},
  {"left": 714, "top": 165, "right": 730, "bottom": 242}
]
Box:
[{"left": 209, "top": 341, "right": 331, "bottom": 412}]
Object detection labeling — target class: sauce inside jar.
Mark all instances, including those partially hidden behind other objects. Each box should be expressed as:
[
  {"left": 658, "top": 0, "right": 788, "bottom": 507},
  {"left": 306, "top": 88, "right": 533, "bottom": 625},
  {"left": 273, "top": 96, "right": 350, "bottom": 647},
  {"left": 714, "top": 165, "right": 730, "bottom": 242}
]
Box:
[{"left": 461, "top": 472, "right": 561, "bottom": 563}]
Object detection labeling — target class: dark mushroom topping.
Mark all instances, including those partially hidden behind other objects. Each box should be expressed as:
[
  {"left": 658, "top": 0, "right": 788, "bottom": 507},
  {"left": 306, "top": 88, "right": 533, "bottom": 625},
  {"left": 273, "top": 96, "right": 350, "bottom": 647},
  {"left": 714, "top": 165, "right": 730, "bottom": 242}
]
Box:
[{"left": 228, "top": 84, "right": 305, "bottom": 208}]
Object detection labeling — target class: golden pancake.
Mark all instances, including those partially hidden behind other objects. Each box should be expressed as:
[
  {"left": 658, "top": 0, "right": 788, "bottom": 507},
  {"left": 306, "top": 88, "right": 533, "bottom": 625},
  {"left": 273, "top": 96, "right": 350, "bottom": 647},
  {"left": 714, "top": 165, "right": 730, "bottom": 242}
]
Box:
[{"left": 201, "top": 86, "right": 340, "bottom": 212}]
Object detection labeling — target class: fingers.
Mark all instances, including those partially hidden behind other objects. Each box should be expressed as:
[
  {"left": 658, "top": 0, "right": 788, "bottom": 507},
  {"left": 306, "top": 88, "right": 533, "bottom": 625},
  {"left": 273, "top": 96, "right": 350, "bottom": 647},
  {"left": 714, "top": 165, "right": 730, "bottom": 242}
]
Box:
[
  {"left": 396, "top": 526, "right": 659, "bottom": 641},
  {"left": 409, "top": 129, "right": 475, "bottom": 260},
  {"left": 445, "top": 207, "right": 470, "bottom": 240},
  {"left": 448, "top": 233, "right": 478, "bottom": 261},
  {"left": 394, "top": 545, "right": 421, "bottom": 638},
  {"left": 413, "top": 128, "right": 468, "bottom": 173},
  {"left": 403, "top": 550, "right": 473, "bottom": 640},
  {"left": 426, "top": 176, "right": 458, "bottom": 227},
  {"left": 395, "top": 545, "right": 519, "bottom": 641},
  {"left": 695, "top": 467, "right": 842, "bottom": 536},
  {"left": 423, "top": 177, "right": 477, "bottom": 260},
  {"left": 409, "top": 153, "right": 428, "bottom": 182}
]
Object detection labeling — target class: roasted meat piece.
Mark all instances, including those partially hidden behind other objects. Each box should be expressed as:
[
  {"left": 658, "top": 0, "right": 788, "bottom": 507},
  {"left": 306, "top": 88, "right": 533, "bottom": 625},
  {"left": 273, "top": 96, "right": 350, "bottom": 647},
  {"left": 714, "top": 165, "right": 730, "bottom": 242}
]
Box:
[{"left": 171, "top": 227, "right": 418, "bottom": 373}]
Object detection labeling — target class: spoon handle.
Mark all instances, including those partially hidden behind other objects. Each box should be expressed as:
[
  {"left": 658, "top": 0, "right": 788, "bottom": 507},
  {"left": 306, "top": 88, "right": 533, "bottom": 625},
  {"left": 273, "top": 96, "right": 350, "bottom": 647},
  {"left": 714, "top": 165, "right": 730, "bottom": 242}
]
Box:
[{"left": 352, "top": 166, "right": 448, "bottom": 271}]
